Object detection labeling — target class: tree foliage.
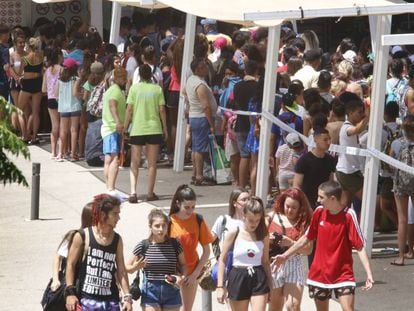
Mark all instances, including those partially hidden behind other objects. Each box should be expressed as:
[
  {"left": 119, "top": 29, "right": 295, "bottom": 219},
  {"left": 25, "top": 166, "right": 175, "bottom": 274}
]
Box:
[{"left": 0, "top": 96, "right": 30, "bottom": 186}]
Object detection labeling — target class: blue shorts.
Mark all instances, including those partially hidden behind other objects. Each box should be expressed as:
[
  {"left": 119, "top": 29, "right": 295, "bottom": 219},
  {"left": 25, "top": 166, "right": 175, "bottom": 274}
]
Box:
[
  {"left": 190, "top": 117, "right": 210, "bottom": 153},
  {"left": 103, "top": 132, "right": 121, "bottom": 155},
  {"left": 79, "top": 298, "right": 120, "bottom": 311},
  {"left": 141, "top": 280, "right": 182, "bottom": 309},
  {"left": 236, "top": 132, "right": 250, "bottom": 158}
]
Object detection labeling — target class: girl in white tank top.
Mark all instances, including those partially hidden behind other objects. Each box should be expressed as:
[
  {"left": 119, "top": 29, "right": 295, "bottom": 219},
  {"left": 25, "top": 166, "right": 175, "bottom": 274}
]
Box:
[{"left": 216, "top": 197, "right": 273, "bottom": 311}]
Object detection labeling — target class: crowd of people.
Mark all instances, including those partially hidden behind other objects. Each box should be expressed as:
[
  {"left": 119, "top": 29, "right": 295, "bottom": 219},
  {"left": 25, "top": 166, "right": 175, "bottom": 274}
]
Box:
[{"left": 1, "top": 8, "right": 414, "bottom": 311}]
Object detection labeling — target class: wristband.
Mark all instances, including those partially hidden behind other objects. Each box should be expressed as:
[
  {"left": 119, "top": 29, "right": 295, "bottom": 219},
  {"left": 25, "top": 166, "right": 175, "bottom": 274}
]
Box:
[
  {"left": 123, "top": 293, "right": 133, "bottom": 302},
  {"left": 65, "top": 285, "right": 77, "bottom": 297}
]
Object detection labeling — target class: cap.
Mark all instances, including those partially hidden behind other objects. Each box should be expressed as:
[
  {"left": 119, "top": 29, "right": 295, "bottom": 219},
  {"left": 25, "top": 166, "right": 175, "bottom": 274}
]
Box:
[
  {"left": 62, "top": 57, "right": 80, "bottom": 69},
  {"left": 343, "top": 50, "right": 357, "bottom": 64},
  {"left": 200, "top": 18, "right": 217, "bottom": 26},
  {"left": 213, "top": 37, "right": 228, "bottom": 49},
  {"left": 90, "top": 61, "right": 104, "bottom": 74},
  {"left": 391, "top": 45, "right": 403, "bottom": 55},
  {"left": 286, "top": 133, "right": 301, "bottom": 148},
  {"left": 303, "top": 49, "right": 322, "bottom": 62}
]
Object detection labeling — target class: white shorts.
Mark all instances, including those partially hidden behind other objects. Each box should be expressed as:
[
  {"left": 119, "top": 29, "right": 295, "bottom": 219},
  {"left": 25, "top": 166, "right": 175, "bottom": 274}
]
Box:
[{"left": 272, "top": 255, "right": 305, "bottom": 288}]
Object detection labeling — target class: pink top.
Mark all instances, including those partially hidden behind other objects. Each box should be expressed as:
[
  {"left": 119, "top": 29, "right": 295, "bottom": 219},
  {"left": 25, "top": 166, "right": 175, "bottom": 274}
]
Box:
[
  {"left": 46, "top": 66, "right": 60, "bottom": 99},
  {"left": 168, "top": 65, "right": 181, "bottom": 92}
]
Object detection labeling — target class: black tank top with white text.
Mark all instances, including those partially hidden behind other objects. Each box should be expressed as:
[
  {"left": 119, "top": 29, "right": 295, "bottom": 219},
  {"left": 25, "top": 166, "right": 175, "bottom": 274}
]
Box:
[{"left": 80, "top": 227, "right": 120, "bottom": 301}]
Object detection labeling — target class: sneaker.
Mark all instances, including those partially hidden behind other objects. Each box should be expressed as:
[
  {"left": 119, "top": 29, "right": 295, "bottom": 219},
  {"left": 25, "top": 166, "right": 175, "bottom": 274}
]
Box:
[{"left": 107, "top": 190, "right": 129, "bottom": 202}]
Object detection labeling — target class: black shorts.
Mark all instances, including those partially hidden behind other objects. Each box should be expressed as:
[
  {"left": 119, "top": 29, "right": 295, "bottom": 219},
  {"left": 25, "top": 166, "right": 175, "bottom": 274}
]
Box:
[
  {"left": 227, "top": 266, "right": 270, "bottom": 301},
  {"left": 21, "top": 77, "right": 42, "bottom": 94},
  {"left": 48, "top": 98, "right": 58, "bottom": 109},
  {"left": 129, "top": 134, "right": 163, "bottom": 146},
  {"left": 166, "top": 90, "right": 180, "bottom": 108}
]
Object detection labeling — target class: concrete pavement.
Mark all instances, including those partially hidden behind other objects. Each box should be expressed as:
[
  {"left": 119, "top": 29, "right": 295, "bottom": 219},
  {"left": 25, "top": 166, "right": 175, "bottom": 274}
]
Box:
[{"left": 2, "top": 144, "right": 408, "bottom": 310}]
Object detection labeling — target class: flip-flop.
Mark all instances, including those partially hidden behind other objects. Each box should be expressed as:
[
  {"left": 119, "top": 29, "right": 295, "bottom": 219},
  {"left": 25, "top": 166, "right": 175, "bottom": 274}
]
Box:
[
  {"left": 146, "top": 193, "right": 159, "bottom": 201},
  {"left": 390, "top": 260, "right": 404, "bottom": 266}
]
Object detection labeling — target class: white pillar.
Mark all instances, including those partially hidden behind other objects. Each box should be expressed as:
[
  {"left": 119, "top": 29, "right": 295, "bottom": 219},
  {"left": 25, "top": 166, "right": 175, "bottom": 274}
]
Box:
[
  {"left": 173, "top": 14, "right": 196, "bottom": 172},
  {"left": 368, "top": 15, "right": 378, "bottom": 53},
  {"left": 90, "top": 0, "right": 104, "bottom": 37},
  {"left": 256, "top": 25, "right": 281, "bottom": 201},
  {"left": 109, "top": 1, "right": 122, "bottom": 45},
  {"left": 361, "top": 15, "right": 392, "bottom": 257}
]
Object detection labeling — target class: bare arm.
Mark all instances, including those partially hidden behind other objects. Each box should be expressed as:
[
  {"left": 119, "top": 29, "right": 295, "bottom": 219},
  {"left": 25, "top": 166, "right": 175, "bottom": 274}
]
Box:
[
  {"left": 109, "top": 99, "right": 123, "bottom": 133},
  {"left": 216, "top": 230, "right": 237, "bottom": 304},
  {"left": 42, "top": 68, "right": 48, "bottom": 94},
  {"left": 261, "top": 235, "right": 274, "bottom": 290},
  {"left": 65, "top": 232, "right": 83, "bottom": 308},
  {"left": 346, "top": 108, "right": 370, "bottom": 136},
  {"left": 115, "top": 237, "right": 133, "bottom": 311},
  {"left": 125, "top": 254, "right": 146, "bottom": 274},
  {"left": 159, "top": 105, "right": 168, "bottom": 139},
  {"left": 123, "top": 104, "right": 133, "bottom": 133},
  {"left": 356, "top": 247, "right": 374, "bottom": 290},
  {"left": 272, "top": 234, "right": 310, "bottom": 270},
  {"left": 51, "top": 254, "right": 63, "bottom": 291},
  {"left": 293, "top": 173, "right": 304, "bottom": 189}
]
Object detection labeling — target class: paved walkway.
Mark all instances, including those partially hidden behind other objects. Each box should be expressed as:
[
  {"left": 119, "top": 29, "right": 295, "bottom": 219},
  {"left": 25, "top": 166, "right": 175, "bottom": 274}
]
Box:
[{"left": 4, "top": 145, "right": 389, "bottom": 311}]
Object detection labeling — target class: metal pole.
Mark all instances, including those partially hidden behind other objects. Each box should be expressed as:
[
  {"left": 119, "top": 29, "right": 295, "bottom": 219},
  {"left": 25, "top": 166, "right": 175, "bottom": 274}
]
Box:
[
  {"left": 31, "top": 163, "right": 40, "bottom": 220},
  {"left": 201, "top": 289, "right": 212, "bottom": 311}
]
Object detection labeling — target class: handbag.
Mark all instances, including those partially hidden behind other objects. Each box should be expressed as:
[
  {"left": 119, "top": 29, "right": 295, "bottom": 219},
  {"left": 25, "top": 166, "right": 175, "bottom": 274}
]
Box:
[
  {"left": 129, "top": 273, "right": 141, "bottom": 301},
  {"left": 269, "top": 213, "right": 288, "bottom": 258},
  {"left": 41, "top": 273, "right": 66, "bottom": 311}
]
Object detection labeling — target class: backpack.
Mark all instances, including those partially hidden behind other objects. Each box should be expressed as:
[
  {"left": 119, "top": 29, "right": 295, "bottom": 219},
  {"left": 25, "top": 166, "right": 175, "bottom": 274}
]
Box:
[
  {"left": 88, "top": 82, "right": 106, "bottom": 117},
  {"left": 386, "top": 78, "right": 409, "bottom": 110},
  {"left": 212, "top": 215, "right": 228, "bottom": 260},
  {"left": 394, "top": 139, "right": 414, "bottom": 192},
  {"left": 381, "top": 124, "right": 401, "bottom": 173}
]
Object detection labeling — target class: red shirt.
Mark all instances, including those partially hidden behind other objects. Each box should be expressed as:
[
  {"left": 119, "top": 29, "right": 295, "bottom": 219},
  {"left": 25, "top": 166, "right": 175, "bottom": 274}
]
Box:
[{"left": 306, "top": 206, "right": 364, "bottom": 288}]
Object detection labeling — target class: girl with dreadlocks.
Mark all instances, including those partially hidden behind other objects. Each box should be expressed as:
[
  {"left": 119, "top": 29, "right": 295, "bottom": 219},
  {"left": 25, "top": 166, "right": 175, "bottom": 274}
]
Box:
[{"left": 65, "top": 194, "right": 132, "bottom": 311}]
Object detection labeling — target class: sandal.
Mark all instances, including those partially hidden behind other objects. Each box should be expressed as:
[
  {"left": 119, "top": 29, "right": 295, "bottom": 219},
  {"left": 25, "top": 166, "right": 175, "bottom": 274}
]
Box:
[
  {"left": 390, "top": 259, "right": 404, "bottom": 266},
  {"left": 55, "top": 154, "right": 64, "bottom": 162},
  {"left": 128, "top": 193, "right": 138, "bottom": 204},
  {"left": 146, "top": 193, "right": 159, "bottom": 201},
  {"left": 194, "top": 178, "right": 215, "bottom": 186}
]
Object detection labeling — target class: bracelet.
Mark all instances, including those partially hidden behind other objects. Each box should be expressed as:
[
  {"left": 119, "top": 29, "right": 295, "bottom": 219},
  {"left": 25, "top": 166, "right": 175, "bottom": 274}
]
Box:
[
  {"left": 216, "top": 286, "right": 224, "bottom": 288},
  {"left": 65, "top": 285, "right": 77, "bottom": 297},
  {"left": 123, "top": 293, "right": 133, "bottom": 302}
]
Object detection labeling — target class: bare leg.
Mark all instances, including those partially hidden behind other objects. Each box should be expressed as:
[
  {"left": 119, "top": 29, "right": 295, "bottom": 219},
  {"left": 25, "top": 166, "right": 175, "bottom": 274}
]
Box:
[
  {"left": 230, "top": 153, "right": 240, "bottom": 185},
  {"left": 129, "top": 145, "right": 142, "bottom": 195},
  {"left": 269, "top": 288, "right": 284, "bottom": 311},
  {"left": 180, "top": 279, "right": 198, "bottom": 311},
  {"left": 229, "top": 299, "right": 249, "bottom": 311},
  {"left": 250, "top": 293, "right": 268, "bottom": 311},
  {"left": 380, "top": 195, "right": 398, "bottom": 227},
  {"left": 17, "top": 91, "right": 30, "bottom": 140},
  {"left": 194, "top": 151, "right": 204, "bottom": 180},
  {"left": 48, "top": 108, "right": 60, "bottom": 157},
  {"left": 314, "top": 298, "right": 329, "bottom": 311},
  {"left": 337, "top": 293, "right": 355, "bottom": 311},
  {"left": 250, "top": 153, "right": 258, "bottom": 195},
  {"left": 145, "top": 144, "right": 159, "bottom": 196},
  {"left": 239, "top": 157, "right": 250, "bottom": 189},
  {"left": 30, "top": 92, "right": 43, "bottom": 141},
  {"left": 105, "top": 154, "right": 119, "bottom": 191},
  {"left": 70, "top": 116, "right": 80, "bottom": 159},
  {"left": 78, "top": 109, "right": 88, "bottom": 157},
  {"left": 283, "top": 283, "right": 304, "bottom": 311},
  {"left": 394, "top": 194, "right": 409, "bottom": 265},
  {"left": 58, "top": 117, "right": 70, "bottom": 159}
]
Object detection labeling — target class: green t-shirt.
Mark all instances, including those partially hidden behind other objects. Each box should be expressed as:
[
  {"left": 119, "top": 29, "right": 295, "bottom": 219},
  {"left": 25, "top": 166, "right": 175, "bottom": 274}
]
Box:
[
  {"left": 127, "top": 82, "right": 165, "bottom": 136},
  {"left": 101, "top": 84, "right": 126, "bottom": 138},
  {"left": 82, "top": 81, "right": 94, "bottom": 111}
]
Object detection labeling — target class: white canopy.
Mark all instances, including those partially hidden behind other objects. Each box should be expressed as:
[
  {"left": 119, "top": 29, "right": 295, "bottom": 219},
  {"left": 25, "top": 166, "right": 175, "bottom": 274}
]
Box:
[
  {"left": 32, "top": 0, "right": 70, "bottom": 3},
  {"left": 158, "top": 0, "right": 408, "bottom": 25},
  {"left": 110, "top": 0, "right": 168, "bottom": 9}
]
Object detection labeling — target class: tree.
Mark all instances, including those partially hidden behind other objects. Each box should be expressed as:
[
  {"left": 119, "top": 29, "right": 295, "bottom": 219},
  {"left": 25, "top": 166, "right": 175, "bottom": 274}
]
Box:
[{"left": 0, "top": 96, "right": 30, "bottom": 186}]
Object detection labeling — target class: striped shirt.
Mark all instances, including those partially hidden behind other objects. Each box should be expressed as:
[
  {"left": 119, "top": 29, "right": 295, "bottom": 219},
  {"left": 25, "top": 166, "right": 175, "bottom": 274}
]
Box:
[{"left": 132, "top": 239, "right": 183, "bottom": 281}]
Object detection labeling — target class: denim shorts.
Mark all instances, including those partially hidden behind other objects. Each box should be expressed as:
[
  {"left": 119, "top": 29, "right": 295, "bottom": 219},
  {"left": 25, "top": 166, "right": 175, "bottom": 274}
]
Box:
[
  {"left": 189, "top": 117, "right": 210, "bottom": 153},
  {"left": 60, "top": 110, "right": 81, "bottom": 118},
  {"left": 78, "top": 298, "right": 120, "bottom": 311},
  {"left": 103, "top": 132, "right": 121, "bottom": 155},
  {"left": 236, "top": 132, "right": 250, "bottom": 158},
  {"left": 141, "top": 280, "right": 182, "bottom": 309}
]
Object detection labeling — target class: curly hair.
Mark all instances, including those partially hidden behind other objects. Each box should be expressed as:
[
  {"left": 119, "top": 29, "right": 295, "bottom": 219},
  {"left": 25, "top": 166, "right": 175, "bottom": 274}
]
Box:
[
  {"left": 272, "top": 188, "right": 313, "bottom": 236},
  {"left": 91, "top": 194, "right": 121, "bottom": 226}
]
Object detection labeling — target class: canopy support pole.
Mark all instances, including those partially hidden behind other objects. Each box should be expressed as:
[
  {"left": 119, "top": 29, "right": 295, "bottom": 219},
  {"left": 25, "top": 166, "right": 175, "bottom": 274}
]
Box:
[
  {"left": 368, "top": 15, "right": 378, "bottom": 52},
  {"left": 109, "top": 1, "right": 122, "bottom": 45},
  {"left": 256, "top": 25, "right": 281, "bottom": 202},
  {"left": 90, "top": 0, "right": 103, "bottom": 37},
  {"left": 173, "top": 14, "right": 196, "bottom": 172},
  {"left": 361, "top": 15, "right": 391, "bottom": 257}
]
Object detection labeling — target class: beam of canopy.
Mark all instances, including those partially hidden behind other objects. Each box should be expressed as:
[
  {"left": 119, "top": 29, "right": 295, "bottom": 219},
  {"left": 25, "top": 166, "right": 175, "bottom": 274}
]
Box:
[{"left": 109, "top": 0, "right": 168, "bottom": 9}]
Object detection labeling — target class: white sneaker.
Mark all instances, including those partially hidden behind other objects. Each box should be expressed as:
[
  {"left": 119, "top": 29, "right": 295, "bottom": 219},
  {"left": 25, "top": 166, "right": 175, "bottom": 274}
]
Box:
[{"left": 106, "top": 189, "right": 129, "bottom": 203}]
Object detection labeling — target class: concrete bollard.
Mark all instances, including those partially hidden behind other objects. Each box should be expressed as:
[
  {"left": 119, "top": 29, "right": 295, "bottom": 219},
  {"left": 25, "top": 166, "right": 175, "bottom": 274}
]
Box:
[
  {"left": 202, "top": 289, "right": 212, "bottom": 311},
  {"left": 30, "top": 162, "right": 40, "bottom": 220}
]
